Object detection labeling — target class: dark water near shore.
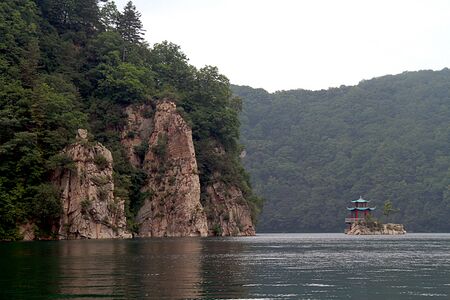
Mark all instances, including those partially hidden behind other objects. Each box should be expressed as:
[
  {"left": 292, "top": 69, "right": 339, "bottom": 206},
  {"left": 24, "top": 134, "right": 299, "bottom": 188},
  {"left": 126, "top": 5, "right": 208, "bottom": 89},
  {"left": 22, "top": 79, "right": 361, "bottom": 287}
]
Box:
[{"left": 1, "top": 233, "right": 450, "bottom": 299}]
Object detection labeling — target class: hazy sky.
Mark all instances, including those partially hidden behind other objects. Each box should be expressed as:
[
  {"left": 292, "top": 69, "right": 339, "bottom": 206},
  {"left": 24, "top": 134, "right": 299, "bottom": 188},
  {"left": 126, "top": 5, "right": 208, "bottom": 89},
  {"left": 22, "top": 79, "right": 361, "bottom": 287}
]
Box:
[{"left": 115, "top": 0, "right": 450, "bottom": 92}]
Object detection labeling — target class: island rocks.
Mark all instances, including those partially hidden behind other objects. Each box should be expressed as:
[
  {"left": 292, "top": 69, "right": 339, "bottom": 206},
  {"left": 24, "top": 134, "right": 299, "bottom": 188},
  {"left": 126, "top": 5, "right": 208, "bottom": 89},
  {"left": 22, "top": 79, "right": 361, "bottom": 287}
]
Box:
[{"left": 346, "top": 222, "right": 406, "bottom": 235}]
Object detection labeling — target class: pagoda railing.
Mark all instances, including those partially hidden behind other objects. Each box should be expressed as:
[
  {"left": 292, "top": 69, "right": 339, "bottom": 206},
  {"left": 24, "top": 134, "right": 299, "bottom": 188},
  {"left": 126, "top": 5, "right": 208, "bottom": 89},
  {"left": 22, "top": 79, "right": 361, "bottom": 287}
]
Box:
[{"left": 345, "top": 217, "right": 366, "bottom": 223}]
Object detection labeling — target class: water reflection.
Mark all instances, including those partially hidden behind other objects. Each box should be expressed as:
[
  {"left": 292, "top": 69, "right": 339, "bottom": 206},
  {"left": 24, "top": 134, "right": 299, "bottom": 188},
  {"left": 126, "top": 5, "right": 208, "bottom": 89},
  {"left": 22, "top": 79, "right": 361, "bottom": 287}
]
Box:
[
  {"left": 54, "top": 238, "right": 251, "bottom": 299},
  {"left": 200, "top": 239, "right": 251, "bottom": 298},
  {"left": 52, "top": 238, "right": 205, "bottom": 298},
  {"left": 127, "top": 238, "right": 203, "bottom": 299},
  {"left": 1, "top": 234, "right": 450, "bottom": 299},
  {"left": 56, "top": 240, "right": 128, "bottom": 298},
  {"left": 0, "top": 242, "right": 60, "bottom": 299}
]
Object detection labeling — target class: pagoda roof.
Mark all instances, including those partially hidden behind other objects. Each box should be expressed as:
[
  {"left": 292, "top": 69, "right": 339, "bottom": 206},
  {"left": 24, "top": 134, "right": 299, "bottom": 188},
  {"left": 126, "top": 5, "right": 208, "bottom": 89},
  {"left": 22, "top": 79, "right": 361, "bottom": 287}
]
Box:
[
  {"left": 351, "top": 196, "right": 370, "bottom": 203},
  {"left": 347, "top": 207, "right": 376, "bottom": 211}
]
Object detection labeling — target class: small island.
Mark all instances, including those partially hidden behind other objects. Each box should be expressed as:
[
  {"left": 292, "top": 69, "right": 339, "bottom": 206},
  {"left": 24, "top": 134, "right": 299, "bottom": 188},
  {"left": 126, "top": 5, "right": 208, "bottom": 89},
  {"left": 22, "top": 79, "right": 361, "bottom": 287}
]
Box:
[{"left": 345, "top": 197, "right": 406, "bottom": 235}]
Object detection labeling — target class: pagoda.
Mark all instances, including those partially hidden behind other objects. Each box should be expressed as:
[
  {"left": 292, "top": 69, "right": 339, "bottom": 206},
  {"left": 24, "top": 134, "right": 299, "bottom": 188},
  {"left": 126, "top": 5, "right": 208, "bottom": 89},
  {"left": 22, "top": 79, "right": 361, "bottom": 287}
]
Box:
[{"left": 345, "top": 196, "right": 376, "bottom": 226}]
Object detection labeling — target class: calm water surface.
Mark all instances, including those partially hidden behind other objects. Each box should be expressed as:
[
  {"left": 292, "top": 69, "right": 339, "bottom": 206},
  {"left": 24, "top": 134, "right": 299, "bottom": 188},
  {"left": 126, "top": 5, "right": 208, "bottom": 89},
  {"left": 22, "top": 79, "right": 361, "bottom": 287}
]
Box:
[{"left": 1, "top": 233, "right": 450, "bottom": 299}]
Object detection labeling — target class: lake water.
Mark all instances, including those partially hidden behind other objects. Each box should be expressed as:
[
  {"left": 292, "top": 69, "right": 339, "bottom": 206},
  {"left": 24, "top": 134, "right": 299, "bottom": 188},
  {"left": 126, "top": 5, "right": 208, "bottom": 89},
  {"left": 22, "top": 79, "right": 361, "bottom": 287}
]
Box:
[{"left": 1, "top": 233, "right": 450, "bottom": 299}]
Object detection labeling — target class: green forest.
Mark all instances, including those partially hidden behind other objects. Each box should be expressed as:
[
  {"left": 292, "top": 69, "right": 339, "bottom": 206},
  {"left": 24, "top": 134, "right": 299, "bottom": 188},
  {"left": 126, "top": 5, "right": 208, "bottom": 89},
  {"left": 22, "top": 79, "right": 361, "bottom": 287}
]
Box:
[
  {"left": 234, "top": 69, "right": 450, "bottom": 232},
  {"left": 0, "top": 0, "right": 261, "bottom": 240},
  {"left": 3, "top": 0, "right": 449, "bottom": 238}
]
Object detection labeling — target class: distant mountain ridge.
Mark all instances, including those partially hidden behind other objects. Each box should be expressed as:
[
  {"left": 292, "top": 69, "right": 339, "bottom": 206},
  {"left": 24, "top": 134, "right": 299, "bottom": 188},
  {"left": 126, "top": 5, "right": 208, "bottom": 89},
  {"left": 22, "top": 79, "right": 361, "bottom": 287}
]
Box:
[{"left": 234, "top": 69, "right": 450, "bottom": 232}]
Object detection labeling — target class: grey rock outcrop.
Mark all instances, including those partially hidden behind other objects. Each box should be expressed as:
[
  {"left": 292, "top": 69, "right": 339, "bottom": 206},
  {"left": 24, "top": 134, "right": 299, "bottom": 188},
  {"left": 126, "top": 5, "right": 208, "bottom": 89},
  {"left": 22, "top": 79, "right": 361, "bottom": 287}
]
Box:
[
  {"left": 121, "top": 104, "right": 154, "bottom": 168},
  {"left": 52, "top": 129, "right": 131, "bottom": 239},
  {"left": 136, "top": 101, "right": 208, "bottom": 237},
  {"left": 204, "top": 173, "right": 255, "bottom": 236}
]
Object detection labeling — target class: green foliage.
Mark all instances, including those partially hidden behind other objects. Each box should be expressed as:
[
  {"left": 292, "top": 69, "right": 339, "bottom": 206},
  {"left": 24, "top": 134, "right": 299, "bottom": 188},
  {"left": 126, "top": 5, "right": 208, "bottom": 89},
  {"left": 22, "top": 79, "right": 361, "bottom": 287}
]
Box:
[
  {"left": 28, "top": 183, "right": 61, "bottom": 222},
  {"left": 0, "top": 0, "right": 261, "bottom": 239},
  {"left": 116, "top": 1, "right": 144, "bottom": 45},
  {"left": 152, "top": 133, "right": 168, "bottom": 158},
  {"left": 91, "top": 175, "right": 109, "bottom": 186},
  {"left": 99, "top": 0, "right": 119, "bottom": 30},
  {"left": 134, "top": 141, "right": 149, "bottom": 162},
  {"left": 127, "top": 131, "right": 136, "bottom": 139},
  {"left": 116, "top": 1, "right": 145, "bottom": 62},
  {"left": 212, "top": 224, "right": 222, "bottom": 236},
  {"left": 97, "top": 186, "right": 109, "bottom": 201},
  {"left": 94, "top": 154, "right": 109, "bottom": 170},
  {"left": 364, "top": 213, "right": 376, "bottom": 224},
  {"left": 95, "top": 61, "right": 155, "bottom": 103},
  {"left": 37, "top": 0, "right": 101, "bottom": 37},
  {"left": 0, "top": 184, "right": 27, "bottom": 240},
  {"left": 383, "top": 200, "right": 399, "bottom": 221},
  {"left": 222, "top": 211, "right": 230, "bottom": 221},
  {"left": 234, "top": 69, "right": 450, "bottom": 233},
  {"left": 148, "top": 41, "right": 195, "bottom": 91},
  {"left": 80, "top": 198, "right": 92, "bottom": 213},
  {"left": 183, "top": 66, "right": 240, "bottom": 151},
  {"left": 107, "top": 200, "right": 119, "bottom": 214},
  {"left": 47, "top": 153, "right": 76, "bottom": 172},
  {"left": 142, "top": 105, "right": 153, "bottom": 119},
  {"left": 168, "top": 176, "right": 176, "bottom": 186},
  {"left": 0, "top": 0, "right": 91, "bottom": 240}
]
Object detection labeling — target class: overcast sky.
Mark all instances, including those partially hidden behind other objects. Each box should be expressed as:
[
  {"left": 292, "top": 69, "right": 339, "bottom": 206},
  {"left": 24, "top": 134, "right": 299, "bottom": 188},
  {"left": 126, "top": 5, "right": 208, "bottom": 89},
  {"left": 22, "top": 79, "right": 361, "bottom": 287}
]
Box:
[{"left": 115, "top": 0, "right": 450, "bottom": 92}]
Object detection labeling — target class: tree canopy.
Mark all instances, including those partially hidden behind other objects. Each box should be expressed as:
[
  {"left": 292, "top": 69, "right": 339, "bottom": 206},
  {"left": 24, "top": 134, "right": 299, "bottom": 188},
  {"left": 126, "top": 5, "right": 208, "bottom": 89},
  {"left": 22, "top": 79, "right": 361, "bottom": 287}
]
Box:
[
  {"left": 234, "top": 69, "right": 450, "bottom": 233},
  {"left": 116, "top": 1, "right": 145, "bottom": 45},
  {"left": 0, "top": 0, "right": 260, "bottom": 240}
]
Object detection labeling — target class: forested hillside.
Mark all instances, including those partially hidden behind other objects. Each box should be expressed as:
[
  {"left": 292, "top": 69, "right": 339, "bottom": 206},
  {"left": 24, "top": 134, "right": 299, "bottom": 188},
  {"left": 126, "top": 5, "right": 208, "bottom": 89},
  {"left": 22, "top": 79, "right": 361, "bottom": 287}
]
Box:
[
  {"left": 0, "top": 0, "right": 261, "bottom": 240},
  {"left": 234, "top": 69, "right": 450, "bottom": 232}
]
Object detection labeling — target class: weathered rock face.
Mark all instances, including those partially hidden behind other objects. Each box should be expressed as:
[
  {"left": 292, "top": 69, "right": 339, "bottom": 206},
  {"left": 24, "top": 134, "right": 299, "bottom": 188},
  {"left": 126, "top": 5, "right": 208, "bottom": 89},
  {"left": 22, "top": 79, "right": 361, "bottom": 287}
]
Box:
[
  {"left": 52, "top": 129, "right": 131, "bottom": 239},
  {"left": 346, "top": 222, "right": 406, "bottom": 235},
  {"left": 136, "top": 101, "right": 208, "bottom": 237},
  {"left": 121, "top": 104, "right": 154, "bottom": 168},
  {"left": 204, "top": 178, "right": 255, "bottom": 236}
]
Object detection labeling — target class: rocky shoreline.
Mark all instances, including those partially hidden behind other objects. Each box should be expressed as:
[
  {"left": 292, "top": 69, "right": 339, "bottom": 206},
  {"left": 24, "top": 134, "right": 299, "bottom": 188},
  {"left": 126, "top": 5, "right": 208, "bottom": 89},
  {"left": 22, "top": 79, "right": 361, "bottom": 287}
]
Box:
[{"left": 346, "top": 222, "right": 406, "bottom": 235}]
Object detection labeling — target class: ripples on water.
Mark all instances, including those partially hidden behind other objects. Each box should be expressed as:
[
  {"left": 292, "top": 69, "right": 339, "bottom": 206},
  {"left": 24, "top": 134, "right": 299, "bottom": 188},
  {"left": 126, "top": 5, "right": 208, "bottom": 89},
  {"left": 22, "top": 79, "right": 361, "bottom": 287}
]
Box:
[{"left": 1, "top": 233, "right": 450, "bottom": 299}]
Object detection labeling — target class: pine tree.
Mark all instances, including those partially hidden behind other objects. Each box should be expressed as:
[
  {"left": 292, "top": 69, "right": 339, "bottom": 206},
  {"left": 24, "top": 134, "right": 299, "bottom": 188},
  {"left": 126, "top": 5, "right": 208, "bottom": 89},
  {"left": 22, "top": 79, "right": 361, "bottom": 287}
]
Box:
[
  {"left": 116, "top": 1, "right": 145, "bottom": 44},
  {"left": 99, "top": 0, "right": 119, "bottom": 30},
  {"left": 38, "top": 0, "right": 101, "bottom": 35},
  {"left": 20, "top": 39, "right": 40, "bottom": 87}
]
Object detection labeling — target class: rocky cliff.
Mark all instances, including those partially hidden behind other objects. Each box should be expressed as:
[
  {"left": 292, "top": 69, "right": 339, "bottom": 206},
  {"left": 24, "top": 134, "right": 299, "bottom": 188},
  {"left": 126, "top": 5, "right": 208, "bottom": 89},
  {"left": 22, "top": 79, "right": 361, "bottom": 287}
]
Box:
[
  {"left": 52, "top": 129, "right": 131, "bottom": 239},
  {"left": 51, "top": 100, "right": 256, "bottom": 239},
  {"left": 121, "top": 104, "right": 154, "bottom": 168},
  {"left": 346, "top": 222, "right": 406, "bottom": 235},
  {"left": 135, "top": 101, "right": 209, "bottom": 237},
  {"left": 204, "top": 181, "right": 255, "bottom": 236},
  {"left": 201, "top": 143, "right": 255, "bottom": 236}
]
